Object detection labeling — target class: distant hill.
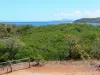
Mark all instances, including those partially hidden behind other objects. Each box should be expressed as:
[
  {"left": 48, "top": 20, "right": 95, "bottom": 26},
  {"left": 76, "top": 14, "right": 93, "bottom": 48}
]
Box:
[
  {"left": 49, "top": 19, "right": 73, "bottom": 24},
  {"left": 73, "top": 17, "right": 100, "bottom": 23}
]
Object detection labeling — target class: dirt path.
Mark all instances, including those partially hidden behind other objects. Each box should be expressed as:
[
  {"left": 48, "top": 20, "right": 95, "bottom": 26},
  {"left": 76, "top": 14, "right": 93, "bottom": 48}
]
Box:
[
  {"left": 6, "top": 66, "right": 100, "bottom": 75},
  {"left": 4, "top": 61, "right": 100, "bottom": 75}
]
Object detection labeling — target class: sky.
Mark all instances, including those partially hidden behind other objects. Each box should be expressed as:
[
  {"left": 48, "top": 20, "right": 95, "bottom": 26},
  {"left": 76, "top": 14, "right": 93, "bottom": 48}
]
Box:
[{"left": 0, "top": 0, "right": 100, "bottom": 22}]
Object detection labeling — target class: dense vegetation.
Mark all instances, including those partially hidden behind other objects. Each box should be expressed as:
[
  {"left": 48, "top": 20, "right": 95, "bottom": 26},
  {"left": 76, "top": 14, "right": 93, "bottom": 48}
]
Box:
[
  {"left": 74, "top": 17, "right": 100, "bottom": 23},
  {"left": 0, "top": 23, "right": 100, "bottom": 62}
]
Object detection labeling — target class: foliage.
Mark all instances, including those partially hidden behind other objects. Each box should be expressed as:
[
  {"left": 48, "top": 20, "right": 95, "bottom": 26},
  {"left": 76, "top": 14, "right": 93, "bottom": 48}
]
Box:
[{"left": 0, "top": 23, "right": 100, "bottom": 62}]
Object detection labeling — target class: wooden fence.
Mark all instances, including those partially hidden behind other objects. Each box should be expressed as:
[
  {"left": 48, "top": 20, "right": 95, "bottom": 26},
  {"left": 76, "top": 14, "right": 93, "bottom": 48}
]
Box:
[{"left": 0, "top": 58, "right": 31, "bottom": 74}]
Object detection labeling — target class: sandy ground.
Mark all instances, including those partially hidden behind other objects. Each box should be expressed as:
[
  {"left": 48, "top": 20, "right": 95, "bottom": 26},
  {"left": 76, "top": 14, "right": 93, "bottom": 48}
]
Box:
[
  {"left": 2, "top": 61, "right": 100, "bottom": 75},
  {"left": 5, "top": 65, "right": 100, "bottom": 75}
]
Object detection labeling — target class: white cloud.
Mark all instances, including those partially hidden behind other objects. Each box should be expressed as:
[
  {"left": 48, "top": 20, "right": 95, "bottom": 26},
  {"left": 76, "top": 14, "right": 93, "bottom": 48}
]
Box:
[
  {"left": 83, "top": 10, "right": 100, "bottom": 18},
  {"left": 74, "top": 10, "right": 82, "bottom": 17},
  {"left": 75, "top": 10, "right": 81, "bottom": 15},
  {"left": 54, "top": 10, "right": 100, "bottom": 20}
]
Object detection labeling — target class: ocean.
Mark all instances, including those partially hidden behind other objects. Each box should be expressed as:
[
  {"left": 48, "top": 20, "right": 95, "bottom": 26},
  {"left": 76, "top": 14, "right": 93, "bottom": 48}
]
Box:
[
  {"left": 3, "top": 21, "right": 72, "bottom": 26},
  {"left": 1, "top": 21, "right": 100, "bottom": 26}
]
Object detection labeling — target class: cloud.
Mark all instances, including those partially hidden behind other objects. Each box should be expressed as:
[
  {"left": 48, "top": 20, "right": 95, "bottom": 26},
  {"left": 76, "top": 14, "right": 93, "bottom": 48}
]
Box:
[
  {"left": 83, "top": 10, "right": 100, "bottom": 18},
  {"left": 54, "top": 10, "right": 100, "bottom": 19}
]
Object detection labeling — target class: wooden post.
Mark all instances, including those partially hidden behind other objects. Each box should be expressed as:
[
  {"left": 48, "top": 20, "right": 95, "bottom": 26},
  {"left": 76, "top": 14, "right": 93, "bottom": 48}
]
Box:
[
  {"left": 28, "top": 58, "right": 31, "bottom": 68},
  {"left": 9, "top": 61, "right": 12, "bottom": 72}
]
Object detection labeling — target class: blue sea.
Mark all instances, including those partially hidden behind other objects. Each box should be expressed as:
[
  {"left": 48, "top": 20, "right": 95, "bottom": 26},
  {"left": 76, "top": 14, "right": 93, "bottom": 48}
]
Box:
[
  {"left": 1, "top": 21, "right": 100, "bottom": 26},
  {"left": 3, "top": 21, "right": 72, "bottom": 26},
  {"left": 87, "top": 23, "right": 100, "bottom": 26}
]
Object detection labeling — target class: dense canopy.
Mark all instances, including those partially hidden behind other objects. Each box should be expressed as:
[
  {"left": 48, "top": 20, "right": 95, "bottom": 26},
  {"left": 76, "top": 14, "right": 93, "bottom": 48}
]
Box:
[{"left": 0, "top": 23, "right": 100, "bottom": 62}]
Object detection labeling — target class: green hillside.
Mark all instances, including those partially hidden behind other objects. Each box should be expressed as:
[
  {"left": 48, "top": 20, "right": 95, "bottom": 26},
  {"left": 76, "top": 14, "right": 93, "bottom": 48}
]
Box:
[
  {"left": 74, "top": 17, "right": 100, "bottom": 23},
  {"left": 0, "top": 23, "right": 100, "bottom": 62}
]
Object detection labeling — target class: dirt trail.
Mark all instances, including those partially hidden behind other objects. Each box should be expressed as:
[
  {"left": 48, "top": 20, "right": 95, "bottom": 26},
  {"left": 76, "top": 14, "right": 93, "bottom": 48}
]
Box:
[
  {"left": 6, "top": 66, "right": 100, "bottom": 75},
  {"left": 4, "top": 61, "right": 100, "bottom": 75}
]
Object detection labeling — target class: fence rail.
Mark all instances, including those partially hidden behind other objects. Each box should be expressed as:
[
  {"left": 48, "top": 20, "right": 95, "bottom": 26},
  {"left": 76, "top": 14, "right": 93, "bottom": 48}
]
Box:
[{"left": 0, "top": 58, "right": 31, "bottom": 74}]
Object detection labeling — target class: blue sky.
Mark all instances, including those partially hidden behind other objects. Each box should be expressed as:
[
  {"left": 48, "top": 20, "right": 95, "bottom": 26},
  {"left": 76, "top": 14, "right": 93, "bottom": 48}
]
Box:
[{"left": 0, "top": 0, "right": 100, "bottom": 21}]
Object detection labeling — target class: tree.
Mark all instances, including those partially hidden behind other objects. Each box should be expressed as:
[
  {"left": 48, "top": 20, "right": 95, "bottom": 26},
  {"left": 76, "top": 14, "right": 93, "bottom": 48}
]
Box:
[
  {"left": 65, "top": 34, "right": 90, "bottom": 60},
  {"left": 4, "top": 38, "right": 23, "bottom": 60},
  {"left": 91, "top": 38, "right": 100, "bottom": 59}
]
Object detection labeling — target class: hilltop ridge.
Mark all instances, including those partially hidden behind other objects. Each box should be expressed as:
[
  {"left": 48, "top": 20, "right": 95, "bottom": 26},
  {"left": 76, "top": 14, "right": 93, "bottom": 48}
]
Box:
[{"left": 73, "top": 17, "right": 100, "bottom": 23}]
